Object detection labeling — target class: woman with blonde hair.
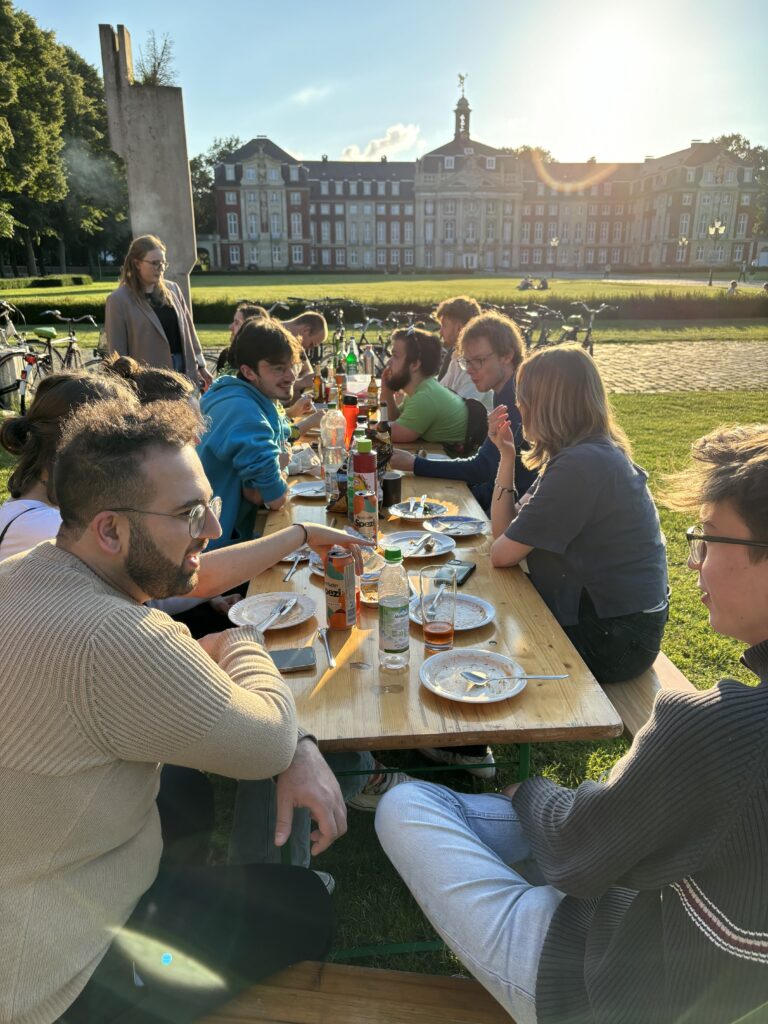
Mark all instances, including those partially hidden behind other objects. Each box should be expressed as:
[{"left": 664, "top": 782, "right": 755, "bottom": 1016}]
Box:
[
  {"left": 488, "top": 345, "right": 668, "bottom": 683},
  {"left": 105, "top": 234, "right": 212, "bottom": 391}
]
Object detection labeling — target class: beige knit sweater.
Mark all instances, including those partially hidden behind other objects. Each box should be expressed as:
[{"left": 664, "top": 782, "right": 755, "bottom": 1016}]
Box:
[{"left": 0, "top": 543, "right": 299, "bottom": 1024}]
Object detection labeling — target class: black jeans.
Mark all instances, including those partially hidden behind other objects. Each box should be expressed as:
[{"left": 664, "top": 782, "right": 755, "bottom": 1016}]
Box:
[
  {"left": 563, "top": 589, "right": 668, "bottom": 685},
  {"left": 58, "top": 768, "right": 332, "bottom": 1023}
]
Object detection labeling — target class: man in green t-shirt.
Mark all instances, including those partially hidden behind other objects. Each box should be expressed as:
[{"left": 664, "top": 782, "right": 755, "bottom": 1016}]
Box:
[{"left": 381, "top": 328, "right": 468, "bottom": 445}]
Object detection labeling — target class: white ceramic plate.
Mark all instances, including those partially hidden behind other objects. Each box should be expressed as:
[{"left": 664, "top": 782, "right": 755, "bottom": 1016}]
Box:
[
  {"left": 383, "top": 531, "right": 456, "bottom": 559},
  {"left": 290, "top": 480, "right": 327, "bottom": 499},
  {"left": 425, "top": 516, "right": 487, "bottom": 538},
  {"left": 389, "top": 499, "right": 448, "bottom": 521},
  {"left": 228, "top": 592, "right": 316, "bottom": 630},
  {"left": 419, "top": 650, "right": 527, "bottom": 704},
  {"left": 409, "top": 594, "right": 494, "bottom": 631}
]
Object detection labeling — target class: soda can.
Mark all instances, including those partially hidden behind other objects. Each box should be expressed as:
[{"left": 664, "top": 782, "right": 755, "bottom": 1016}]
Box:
[
  {"left": 325, "top": 545, "right": 360, "bottom": 630},
  {"left": 353, "top": 490, "right": 378, "bottom": 544}
]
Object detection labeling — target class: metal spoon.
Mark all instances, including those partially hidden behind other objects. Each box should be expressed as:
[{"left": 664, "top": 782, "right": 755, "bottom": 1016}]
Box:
[
  {"left": 317, "top": 626, "right": 336, "bottom": 669},
  {"left": 461, "top": 669, "right": 568, "bottom": 688}
]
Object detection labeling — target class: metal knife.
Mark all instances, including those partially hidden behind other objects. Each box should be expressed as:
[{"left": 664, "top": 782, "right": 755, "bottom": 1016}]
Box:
[
  {"left": 283, "top": 552, "right": 303, "bottom": 582},
  {"left": 253, "top": 595, "right": 298, "bottom": 632}
]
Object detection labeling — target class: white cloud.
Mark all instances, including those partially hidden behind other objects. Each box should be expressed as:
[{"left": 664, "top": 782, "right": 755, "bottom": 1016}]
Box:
[
  {"left": 341, "top": 123, "right": 421, "bottom": 161},
  {"left": 290, "top": 85, "right": 332, "bottom": 105}
]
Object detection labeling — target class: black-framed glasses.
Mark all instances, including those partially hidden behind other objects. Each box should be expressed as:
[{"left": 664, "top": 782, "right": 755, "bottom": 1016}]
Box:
[
  {"left": 141, "top": 259, "right": 168, "bottom": 270},
  {"left": 458, "top": 352, "right": 495, "bottom": 372},
  {"left": 109, "top": 497, "right": 222, "bottom": 538},
  {"left": 685, "top": 524, "right": 768, "bottom": 564}
]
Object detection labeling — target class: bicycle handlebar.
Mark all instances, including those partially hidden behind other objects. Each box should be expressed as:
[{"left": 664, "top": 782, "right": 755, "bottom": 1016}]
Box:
[{"left": 41, "top": 310, "right": 97, "bottom": 326}]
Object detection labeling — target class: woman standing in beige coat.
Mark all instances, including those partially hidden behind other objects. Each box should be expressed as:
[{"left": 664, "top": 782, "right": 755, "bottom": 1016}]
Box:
[{"left": 105, "top": 234, "right": 213, "bottom": 391}]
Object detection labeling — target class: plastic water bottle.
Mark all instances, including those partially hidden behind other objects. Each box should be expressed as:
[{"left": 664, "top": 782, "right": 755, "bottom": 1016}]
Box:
[
  {"left": 320, "top": 402, "right": 347, "bottom": 501},
  {"left": 378, "top": 548, "right": 410, "bottom": 669}
]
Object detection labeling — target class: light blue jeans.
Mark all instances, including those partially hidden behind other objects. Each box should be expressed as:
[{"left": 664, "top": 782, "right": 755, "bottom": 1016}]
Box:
[
  {"left": 229, "top": 751, "right": 374, "bottom": 868},
  {"left": 375, "top": 782, "right": 565, "bottom": 1024}
]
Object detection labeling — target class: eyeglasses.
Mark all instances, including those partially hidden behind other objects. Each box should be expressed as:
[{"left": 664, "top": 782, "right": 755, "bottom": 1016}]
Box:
[
  {"left": 685, "top": 524, "right": 768, "bottom": 564},
  {"left": 141, "top": 259, "right": 168, "bottom": 270},
  {"left": 457, "top": 352, "right": 496, "bottom": 372},
  {"left": 109, "top": 497, "right": 222, "bottom": 538}
]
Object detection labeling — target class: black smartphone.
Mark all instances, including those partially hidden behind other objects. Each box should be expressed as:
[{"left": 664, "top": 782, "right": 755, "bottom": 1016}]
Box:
[
  {"left": 445, "top": 558, "right": 477, "bottom": 586},
  {"left": 270, "top": 647, "right": 318, "bottom": 673}
]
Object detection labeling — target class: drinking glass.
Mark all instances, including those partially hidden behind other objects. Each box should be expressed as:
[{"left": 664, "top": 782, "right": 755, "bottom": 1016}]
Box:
[{"left": 419, "top": 565, "right": 457, "bottom": 653}]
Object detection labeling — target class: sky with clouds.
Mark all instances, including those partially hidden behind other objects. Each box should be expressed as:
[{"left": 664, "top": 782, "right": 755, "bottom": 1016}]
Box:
[{"left": 18, "top": 0, "right": 768, "bottom": 164}]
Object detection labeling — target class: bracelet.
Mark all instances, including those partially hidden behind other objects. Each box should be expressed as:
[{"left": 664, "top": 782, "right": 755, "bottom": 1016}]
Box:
[
  {"left": 295, "top": 523, "right": 309, "bottom": 546},
  {"left": 494, "top": 483, "right": 517, "bottom": 501}
]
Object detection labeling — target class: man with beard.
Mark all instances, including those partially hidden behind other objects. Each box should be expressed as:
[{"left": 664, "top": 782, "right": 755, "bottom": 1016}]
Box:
[
  {"left": 0, "top": 398, "right": 340, "bottom": 1022},
  {"left": 381, "top": 327, "right": 468, "bottom": 445},
  {"left": 198, "top": 317, "right": 299, "bottom": 545}
]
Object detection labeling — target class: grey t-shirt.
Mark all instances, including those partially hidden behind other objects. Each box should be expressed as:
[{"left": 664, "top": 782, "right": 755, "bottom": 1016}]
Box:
[{"left": 504, "top": 436, "right": 668, "bottom": 626}]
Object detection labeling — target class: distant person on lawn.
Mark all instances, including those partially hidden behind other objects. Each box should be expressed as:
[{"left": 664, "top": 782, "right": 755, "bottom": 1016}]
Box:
[
  {"left": 380, "top": 327, "right": 468, "bottom": 446},
  {"left": 377, "top": 422, "right": 768, "bottom": 1024}
]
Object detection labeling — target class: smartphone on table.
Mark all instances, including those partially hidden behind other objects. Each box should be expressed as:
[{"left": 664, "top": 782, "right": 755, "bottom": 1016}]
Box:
[
  {"left": 269, "top": 647, "right": 318, "bottom": 673},
  {"left": 444, "top": 559, "right": 476, "bottom": 586}
]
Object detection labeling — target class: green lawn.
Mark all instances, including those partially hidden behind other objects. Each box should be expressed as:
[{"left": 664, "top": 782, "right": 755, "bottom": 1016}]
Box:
[
  {"left": 2, "top": 389, "right": 764, "bottom": 973},
  {"left": 2, "top": 272, "right": 765, "bottom": 308}
]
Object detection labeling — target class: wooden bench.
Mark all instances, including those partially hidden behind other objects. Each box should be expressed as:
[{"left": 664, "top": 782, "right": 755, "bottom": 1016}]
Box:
[
  {"left": 200, "top": 961, "right": 513, "bottom": 1024},
  {"left": 605, "top": 651, "right": 698, "bottom": 739}
]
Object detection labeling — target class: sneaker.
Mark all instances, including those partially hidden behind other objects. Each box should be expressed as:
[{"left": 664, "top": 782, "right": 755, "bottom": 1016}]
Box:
[
  {"left": 346, "top": 766, "right": 413, "bottom": 812},
  {"left": 313, "top": 870, "right": 336, "bottom": 896},
  {"left": 418, "top": 746, "right": 496, "bottom": 780}
]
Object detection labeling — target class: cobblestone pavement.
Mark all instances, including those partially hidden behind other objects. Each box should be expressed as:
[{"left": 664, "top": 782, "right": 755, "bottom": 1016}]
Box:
[{"left": 594, "top": 340, "right": 768, "bottom": 393}]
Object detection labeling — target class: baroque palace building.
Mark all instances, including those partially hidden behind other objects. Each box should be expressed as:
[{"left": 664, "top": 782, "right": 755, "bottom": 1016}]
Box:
[{"left": 205, "top": 92, "right": 764, "bottom": 274}]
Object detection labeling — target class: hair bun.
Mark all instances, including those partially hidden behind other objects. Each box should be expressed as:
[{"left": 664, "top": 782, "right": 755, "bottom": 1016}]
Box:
[
  {"left": 102, "top": 353, "right": 141, "bottom": 380},
  {"left": 0, "top": 415, "right": 33, "bottom": 456}
]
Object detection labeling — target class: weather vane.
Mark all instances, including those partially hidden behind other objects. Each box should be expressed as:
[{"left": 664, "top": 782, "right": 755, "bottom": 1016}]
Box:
[{"left": 458, "top": 73, "right": 467, "bottom": 97}]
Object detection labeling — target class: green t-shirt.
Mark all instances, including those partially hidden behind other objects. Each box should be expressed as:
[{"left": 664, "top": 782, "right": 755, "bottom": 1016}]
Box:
[{"left": 397, "top": 377, "right": 468, "bottom": 443}]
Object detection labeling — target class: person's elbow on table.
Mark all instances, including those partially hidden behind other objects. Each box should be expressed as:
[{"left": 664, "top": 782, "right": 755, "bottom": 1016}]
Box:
[
  {"left": 390, "top": 449, "right": 416, "bottom": 472},
  {"left": 390, "top": 422, "right": 421, "bottom": 444},
  {"left": 490, "top": 535, "right": 532, "bottom": 568}
]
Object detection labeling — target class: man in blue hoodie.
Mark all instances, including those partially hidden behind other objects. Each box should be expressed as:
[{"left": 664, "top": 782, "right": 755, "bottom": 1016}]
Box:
[{"left": 199, "top": 317, "right": 296, "bottom": 549}]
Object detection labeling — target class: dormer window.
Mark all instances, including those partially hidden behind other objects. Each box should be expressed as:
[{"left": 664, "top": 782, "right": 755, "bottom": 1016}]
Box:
[
  {"left": 464, "top": 147, "right": 474, "bottom": 155},
  {"left": 444, "top": 156, "right": 455, "bottom": 170}
]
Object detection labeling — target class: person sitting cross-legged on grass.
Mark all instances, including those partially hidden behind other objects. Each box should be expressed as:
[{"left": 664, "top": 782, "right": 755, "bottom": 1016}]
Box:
[
  {"left": 380, "top": 327, "right": 468, "bottom": 446},
  {"left": 377, "top": 423, "right": 768, "bottom": 1024},
  {"left": 0, "top": 398, "right": 340, "bottom": 1023}
]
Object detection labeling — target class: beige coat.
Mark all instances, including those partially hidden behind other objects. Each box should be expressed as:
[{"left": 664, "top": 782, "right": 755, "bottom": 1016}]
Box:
[{"left": 105, "top": 281, "right": 204, "bottom": 388}]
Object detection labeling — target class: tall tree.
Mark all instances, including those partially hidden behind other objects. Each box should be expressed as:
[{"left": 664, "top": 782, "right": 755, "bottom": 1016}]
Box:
[
  {"left": 710, "top": 133, "right": 768, "bottom": 236},
  {"left": 499, "top": 144, "right": 557, "bottom": 163},
  {"left": 190, "top": 136, "right": 242, "bottom": 234}
]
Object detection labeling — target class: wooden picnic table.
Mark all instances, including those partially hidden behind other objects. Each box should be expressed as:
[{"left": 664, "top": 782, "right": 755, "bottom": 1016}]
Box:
[{"left": 247, "top": 465, "right": 622, "bottom": 754}]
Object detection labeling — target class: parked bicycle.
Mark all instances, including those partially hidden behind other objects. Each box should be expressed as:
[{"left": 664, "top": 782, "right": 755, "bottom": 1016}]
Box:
[{"left": 567, "top": 302, "right": 618, "bottom": 356}]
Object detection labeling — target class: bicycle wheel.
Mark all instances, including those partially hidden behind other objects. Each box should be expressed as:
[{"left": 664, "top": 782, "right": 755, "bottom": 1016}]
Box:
[
  {"left": 64, "top": 343, "right": 84, "bottom": 372},
  {"left": 21, "top": 360, "right": 51, "bottom": 413},
  {"left": 204, "top": 353, "right": 220, "bottom": 380}
]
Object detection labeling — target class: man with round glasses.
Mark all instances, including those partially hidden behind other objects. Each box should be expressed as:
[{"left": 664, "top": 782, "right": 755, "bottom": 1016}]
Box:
[
  {"left": 377, "top": 423, "right": 768, "bottom": 1024},
  {"left": 390, "top": 312, "right": 537, "bottom": 514},
  {"left": 0, "top": 398, "right": 344, "bottom": 1020}
]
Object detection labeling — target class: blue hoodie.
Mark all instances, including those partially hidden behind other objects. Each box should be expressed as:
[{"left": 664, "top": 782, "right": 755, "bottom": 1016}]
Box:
[{"left": 198, "top": 375, "right": 290, "bottom": 549}]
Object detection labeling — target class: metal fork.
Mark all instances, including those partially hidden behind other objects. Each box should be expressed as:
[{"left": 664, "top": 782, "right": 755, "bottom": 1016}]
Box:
[{"left": 253, "top": 596, "right": 298, "bottom": 632}]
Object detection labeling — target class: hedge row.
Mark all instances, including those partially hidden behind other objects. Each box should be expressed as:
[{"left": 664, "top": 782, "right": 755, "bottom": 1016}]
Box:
[
  {"left": 0, "top": 274, "right": 93, "bottom": 290},
  {"left": 4, "top": 290, "right": 767, "bottom": 326}
]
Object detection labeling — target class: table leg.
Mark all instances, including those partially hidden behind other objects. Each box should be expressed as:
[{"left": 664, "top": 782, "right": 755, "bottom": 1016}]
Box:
[{"left": 517, "top": 744, "right": 530, "bottom": 781}]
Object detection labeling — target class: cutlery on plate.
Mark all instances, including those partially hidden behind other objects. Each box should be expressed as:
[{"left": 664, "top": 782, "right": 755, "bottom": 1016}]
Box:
[
  {"left": 317, "top": 626, "right": 336, "bottom": 669},
  {"left": 253, "top": 596, "right": 298, "bottom": 632},
  {"left": 408, "top": 534, "right": 433, "bottom": 556},
  {"left": 461, "top": 669, "right": 568, "bottom": 688},
  {"left": 413, "top": 493, "right": 428, "bottom": 516},
  {"left": 283, "top": 552, "right": 303, "bottom": 582}
]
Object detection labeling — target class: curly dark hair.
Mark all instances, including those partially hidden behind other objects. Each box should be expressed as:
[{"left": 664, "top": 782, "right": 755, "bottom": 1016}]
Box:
[
  {"left": 100, "top": 353, "right": 195, "bottom": 404},
  {"left": 55, "top": 398, "right": 203, "bottom": 535}
]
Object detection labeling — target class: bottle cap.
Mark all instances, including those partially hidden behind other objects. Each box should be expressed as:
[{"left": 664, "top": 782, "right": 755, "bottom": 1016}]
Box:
[
  {"left": 343, "top": 395, "right": 358, "bottom": 406},
  {"left": 384, "top": 547, "right": 402, "bottom": 562},
  {"left": 327, "top": 401, "right": 337, "bottom": 409},
  {"left": 357, "top": 439, "right": 372, "bottom": 453}
]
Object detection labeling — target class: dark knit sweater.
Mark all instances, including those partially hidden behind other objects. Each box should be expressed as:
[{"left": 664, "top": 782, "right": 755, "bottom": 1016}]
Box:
[{"left": 514, "top": 640, "right": 768, "bottom": 1024}]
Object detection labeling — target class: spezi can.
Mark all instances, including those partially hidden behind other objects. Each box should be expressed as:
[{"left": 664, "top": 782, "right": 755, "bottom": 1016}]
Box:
[
  {"left": 353, "top": 490, "right": 378, "bottom": 544},
  {"left": 325, "top": 545, "right": 359, "bottom": 629}
]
